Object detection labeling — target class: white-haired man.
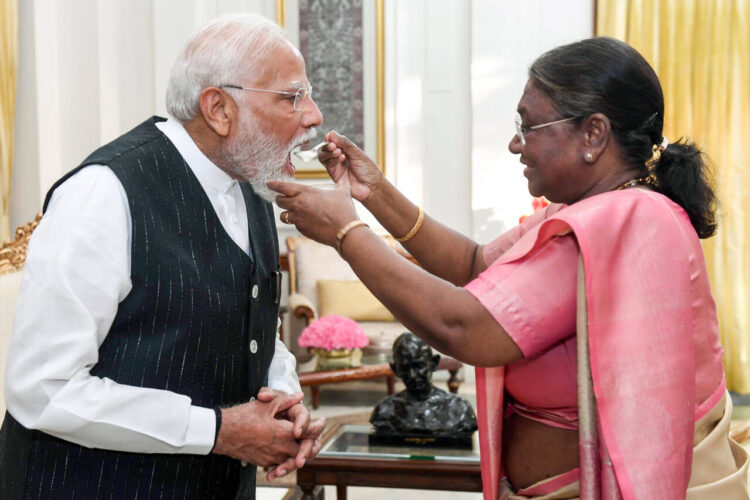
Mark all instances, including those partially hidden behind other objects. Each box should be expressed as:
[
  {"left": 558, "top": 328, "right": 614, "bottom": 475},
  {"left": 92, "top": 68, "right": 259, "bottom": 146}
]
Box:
[{"left": 0, "top": 14, "right": 323, "bottom": 499}]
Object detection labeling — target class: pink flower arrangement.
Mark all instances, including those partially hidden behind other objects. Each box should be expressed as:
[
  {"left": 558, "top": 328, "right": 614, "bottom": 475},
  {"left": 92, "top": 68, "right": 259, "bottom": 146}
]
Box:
[{"left": 298, "top": 315, "right": 370, "bottom": 351}]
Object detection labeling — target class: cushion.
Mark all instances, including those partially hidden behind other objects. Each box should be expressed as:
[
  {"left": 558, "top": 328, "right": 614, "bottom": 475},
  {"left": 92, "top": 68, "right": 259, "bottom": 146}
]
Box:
[
  {"left": 294, "top": 239, "right": 359, "bottom": 309},
  {"left": 0, "top": 270, "right": 24, "bottom": 421},
  {"left": 317, "top": 280, "right": 395, "bottom": 322}
]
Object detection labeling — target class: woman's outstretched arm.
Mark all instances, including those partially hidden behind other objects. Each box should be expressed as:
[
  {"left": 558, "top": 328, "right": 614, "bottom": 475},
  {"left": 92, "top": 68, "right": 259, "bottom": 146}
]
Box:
[
  {"left": 269, "top": 178, "right": 522, "bottom": 367},
  {"left": 318, "top": 131, "right": 488, "bottom": 285}
]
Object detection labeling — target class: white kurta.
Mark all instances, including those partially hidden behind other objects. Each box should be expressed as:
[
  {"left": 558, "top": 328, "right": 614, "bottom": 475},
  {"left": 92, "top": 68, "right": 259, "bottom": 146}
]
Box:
[{"left": 4, "top": 118, "right": 300, "bottom": 455}]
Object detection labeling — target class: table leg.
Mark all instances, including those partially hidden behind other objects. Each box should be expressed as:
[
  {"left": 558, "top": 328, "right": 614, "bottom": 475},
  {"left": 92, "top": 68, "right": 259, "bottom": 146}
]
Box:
[
  {"left": 386, "top": 375, "right": 395, "bottom": 395},
  {"left": 448, "top": 368, "right": 460, "bottom": 394},
  {"left": 336, "top": 485, "right": 346, "bottom": 500},
  {"left": 311, "top": 386, "right": 320, "bottom": 409},
  {"left": 299, "top": 484, "right": 324, "bottom": 500}
]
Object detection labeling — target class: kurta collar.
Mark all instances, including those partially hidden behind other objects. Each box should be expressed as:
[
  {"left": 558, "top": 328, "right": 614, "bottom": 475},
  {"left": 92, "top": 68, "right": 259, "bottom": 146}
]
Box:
[{"left": 156, "top": 117, "right": 238, "bottom": 194}]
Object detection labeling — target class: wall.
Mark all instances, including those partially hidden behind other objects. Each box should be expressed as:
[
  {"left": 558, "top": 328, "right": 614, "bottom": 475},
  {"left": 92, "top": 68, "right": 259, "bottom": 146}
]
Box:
[
  {"left": 11, "top": 0, "right": 593, "bottom": 236},
  {"left": 471, "top": 1, "right": 594, "bottom": 241}
]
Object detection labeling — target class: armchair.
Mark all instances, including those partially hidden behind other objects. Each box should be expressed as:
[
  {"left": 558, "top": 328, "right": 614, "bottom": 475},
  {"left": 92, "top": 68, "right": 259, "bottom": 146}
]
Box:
[
  {"left": 0, "top": 214, "right": 42, "bottom": 422},
  {"left": 286, "top": 235, "right": 410, "bottom": 364}
]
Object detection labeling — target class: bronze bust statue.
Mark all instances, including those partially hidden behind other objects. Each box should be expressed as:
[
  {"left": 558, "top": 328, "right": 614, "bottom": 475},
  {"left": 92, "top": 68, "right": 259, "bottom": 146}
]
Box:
[{"left": 370, "top": 333, "right": 477, "bottom": 442}]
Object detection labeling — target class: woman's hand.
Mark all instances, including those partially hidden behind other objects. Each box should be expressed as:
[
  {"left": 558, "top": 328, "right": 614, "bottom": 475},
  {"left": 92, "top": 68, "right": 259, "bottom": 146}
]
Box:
[
  {"left": 318, "top": 131, "right": 384, "bottom": 203},
  {"left": 269, "top": 177, "right": 360, "bottom": 248}
]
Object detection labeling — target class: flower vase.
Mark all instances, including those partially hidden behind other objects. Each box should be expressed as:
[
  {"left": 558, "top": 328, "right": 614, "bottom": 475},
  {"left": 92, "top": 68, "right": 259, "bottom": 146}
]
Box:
[{"left": 311, "top": 348, "right": 363, "bottom": 371}]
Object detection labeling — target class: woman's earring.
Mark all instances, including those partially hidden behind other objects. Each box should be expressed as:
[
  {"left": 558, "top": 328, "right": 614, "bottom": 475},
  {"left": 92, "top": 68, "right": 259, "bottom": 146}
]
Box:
[{"left": 584, "top": 153, "right": 593, "bottom": 162}]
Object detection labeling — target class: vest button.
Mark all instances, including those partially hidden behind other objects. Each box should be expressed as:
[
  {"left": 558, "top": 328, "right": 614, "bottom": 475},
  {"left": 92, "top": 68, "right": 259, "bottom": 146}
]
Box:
[
  {"left": 250, "top": 339, "right": 258, "bottom": 353},
  {"left": 251, "top": 284, "right": 259, "bottom": 298}
]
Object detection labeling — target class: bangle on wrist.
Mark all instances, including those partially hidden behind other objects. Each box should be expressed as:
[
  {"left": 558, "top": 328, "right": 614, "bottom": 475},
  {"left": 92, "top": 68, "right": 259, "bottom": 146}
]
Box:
[
  {"left": 336, "top": 220, "right": 369, "bottom": 255},
  {"left": 395, "top": 206, "right": 424, "bottom": 243}
]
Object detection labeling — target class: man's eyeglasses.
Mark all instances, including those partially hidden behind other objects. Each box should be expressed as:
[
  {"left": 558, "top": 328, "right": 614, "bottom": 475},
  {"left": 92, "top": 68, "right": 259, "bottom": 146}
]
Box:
[
  {"left": 514, "top": 112, "right": 577, "bottom": 145},
  {"left": 220, "top": 84, "right": 313, "bottom": 112}
]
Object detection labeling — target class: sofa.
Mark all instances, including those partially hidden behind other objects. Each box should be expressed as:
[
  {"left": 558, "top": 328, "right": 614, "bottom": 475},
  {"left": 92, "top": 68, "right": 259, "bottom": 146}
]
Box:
[{"left": 0, "top": 215, "right": 41, "bottom": 423}]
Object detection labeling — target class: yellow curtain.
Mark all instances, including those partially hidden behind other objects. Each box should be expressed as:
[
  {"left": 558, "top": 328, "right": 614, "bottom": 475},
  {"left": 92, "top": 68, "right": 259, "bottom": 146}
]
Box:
[
  {"left": 0, "top": 0, "right": 18, "bottom": 242},
  {"left": 597, "top": 0, "right": 750, "bottom": 394}
]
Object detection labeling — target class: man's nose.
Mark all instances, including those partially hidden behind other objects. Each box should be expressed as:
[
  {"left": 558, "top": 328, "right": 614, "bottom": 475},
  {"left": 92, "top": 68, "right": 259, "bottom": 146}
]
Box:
[
  {"left": 301, "top": 97, "right": 323, "bottom": 128},
  {"left": 508, "top": 133, "right": 522, "bottom": 154}
]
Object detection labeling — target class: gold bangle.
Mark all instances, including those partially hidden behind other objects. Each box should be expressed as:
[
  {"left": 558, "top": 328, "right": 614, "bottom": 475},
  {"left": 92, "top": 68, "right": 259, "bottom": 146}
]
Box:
[
  {"left": 336, "top": 220, "right": 369, "bottom": 255},
  {"left": 395, "top": 206, "right": 424, "bottom": 243}
]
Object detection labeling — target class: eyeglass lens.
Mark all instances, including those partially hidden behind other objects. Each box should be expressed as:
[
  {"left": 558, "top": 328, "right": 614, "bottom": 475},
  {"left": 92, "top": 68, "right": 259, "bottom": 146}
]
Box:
[
  {"left": 514, "top": 112, "right": 526, "bottom": 145},
  {"left": 294, "top": 87, "right": 312, "bottom": 111}
]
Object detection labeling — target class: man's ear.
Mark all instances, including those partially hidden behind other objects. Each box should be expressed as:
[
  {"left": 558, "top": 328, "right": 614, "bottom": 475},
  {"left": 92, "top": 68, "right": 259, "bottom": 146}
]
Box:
[
  {"left": 581, "top": 112, "right": 611, "bottom": 163},
  {"left": 199, "top": 87, "right": 235, "bottom": 138}
]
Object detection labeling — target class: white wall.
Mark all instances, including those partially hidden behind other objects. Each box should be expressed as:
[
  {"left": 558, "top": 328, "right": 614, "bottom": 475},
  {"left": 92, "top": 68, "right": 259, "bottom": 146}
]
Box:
[
  {"left": 384, "top": 0, "right": 473, "bottom": 235},
  {"left": 471, "top": 1, "right": 593, "bottom": 242},
  {"left": 10, "top": 0, "right": 278, "bottom": 229},
  {"left": 10, "top": 0, "right": 593, "bottom": 239}
]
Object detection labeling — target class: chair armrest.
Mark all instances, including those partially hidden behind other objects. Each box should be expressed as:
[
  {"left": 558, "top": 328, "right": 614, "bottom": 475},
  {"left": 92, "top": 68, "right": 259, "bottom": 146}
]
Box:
[{"left": 288, "top": 293, "right": 317, "bottom": 325}]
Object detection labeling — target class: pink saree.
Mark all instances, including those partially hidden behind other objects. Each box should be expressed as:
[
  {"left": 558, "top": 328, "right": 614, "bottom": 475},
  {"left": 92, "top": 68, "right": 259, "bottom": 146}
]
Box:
[{"left": 474, "top": 190, "right": 733, "bottom": 500}]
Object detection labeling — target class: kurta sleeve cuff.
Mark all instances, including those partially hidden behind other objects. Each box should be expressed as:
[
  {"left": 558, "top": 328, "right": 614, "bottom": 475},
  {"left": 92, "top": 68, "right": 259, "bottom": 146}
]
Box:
[
  {"left": 210, "top": 406, "right": 222, "bottom": 453},
  {"left": 183, "top": 406, "right": 218, "bottom": 455}
]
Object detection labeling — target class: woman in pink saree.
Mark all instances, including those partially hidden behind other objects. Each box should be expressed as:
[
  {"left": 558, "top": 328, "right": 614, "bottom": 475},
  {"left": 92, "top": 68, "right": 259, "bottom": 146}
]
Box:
[{"left": 269, "top": 38, "right": 749, "bottom": 499}]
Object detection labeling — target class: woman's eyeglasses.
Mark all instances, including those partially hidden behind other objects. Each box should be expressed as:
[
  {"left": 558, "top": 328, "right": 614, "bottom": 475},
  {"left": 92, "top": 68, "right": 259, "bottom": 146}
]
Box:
[{"left": 514, "top": 112, "right": 577, "bottom": 145}]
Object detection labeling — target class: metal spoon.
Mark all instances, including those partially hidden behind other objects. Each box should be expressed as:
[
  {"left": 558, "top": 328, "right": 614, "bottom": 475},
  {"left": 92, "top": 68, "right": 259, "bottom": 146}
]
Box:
[{"left": 293, "top": 141, "right": 327, "bottom": 162}]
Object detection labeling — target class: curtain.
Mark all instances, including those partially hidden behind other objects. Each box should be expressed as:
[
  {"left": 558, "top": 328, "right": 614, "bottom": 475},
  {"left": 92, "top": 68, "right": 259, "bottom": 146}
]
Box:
[
  {"left": 0, "top": 0, "right": 18, "bottom": 242},
  {"left": 597, "top": 0, "right": 750, "bottom": 394}
]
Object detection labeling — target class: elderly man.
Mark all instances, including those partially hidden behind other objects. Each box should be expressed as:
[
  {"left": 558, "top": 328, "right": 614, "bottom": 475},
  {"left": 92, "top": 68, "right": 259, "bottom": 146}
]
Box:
[{"left": 0, "top": 13, "right": 323, "bottom": 499}]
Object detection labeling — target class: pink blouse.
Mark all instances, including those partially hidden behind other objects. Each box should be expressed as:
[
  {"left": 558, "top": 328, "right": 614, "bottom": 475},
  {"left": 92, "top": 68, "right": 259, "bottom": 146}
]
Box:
[{"left": 467, "top": 204, "right": 579, "bottom": 428}]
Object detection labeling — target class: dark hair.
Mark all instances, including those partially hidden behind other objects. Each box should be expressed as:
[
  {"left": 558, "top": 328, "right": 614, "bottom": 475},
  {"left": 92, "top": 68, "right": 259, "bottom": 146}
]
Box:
[{"left": 529, "top": 37, "right": 717, "bottom": 238}]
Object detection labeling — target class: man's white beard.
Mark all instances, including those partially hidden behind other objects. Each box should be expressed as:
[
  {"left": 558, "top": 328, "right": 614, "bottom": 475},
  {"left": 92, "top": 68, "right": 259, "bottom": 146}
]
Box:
[{"left": 222, "top": 111, "right": 317, "bottom": 203}]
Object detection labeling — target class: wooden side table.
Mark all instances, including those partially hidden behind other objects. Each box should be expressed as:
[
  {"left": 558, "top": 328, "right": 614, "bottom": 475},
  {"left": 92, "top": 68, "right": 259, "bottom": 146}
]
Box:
[
  {"left": 297, "top": 357, "right": 464, "bottom": 409},
  {"left": 296, "top": 424, "right": 482, "bottom": 500}
]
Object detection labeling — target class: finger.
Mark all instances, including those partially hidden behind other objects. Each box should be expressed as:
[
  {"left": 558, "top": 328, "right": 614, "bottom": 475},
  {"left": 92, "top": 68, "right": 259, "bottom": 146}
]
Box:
[
  {"left": 268, "top": 180, "right": 303, "bottom": 196},
  {"left": 316, "top": 141, "right": 336, "bottom": 161},
  {"left": 295, "top": 437, "right": 315, "bottom": 469},
  {"left": 269, "top": 419, "right": 301, "bottom": 457},
  {"left": 280, "top": 211, "right": 295, "bottom": 225},
  {"left": 274, "top": 195, "right": 294, "bottom": 211},
  {"left": 256, "top": 387, "right": 281, "bottom": 402},
  {"left": 266, "top": 456, "right": 296, "bottom": 481},
  {"left": 266, "top": 391, "right": 304, "bottom": 417},
  {"left": 327, "top": 131, "right": 357, "bottom": 155},
  {"left": 319, "top": 147, "right": 344, "bottom": 164},
  {"left": 300, "top": 417, "right": 326, "bottom": 440},
  {"left": 286, "top": 403, "right": 311, "bottom": 438}
]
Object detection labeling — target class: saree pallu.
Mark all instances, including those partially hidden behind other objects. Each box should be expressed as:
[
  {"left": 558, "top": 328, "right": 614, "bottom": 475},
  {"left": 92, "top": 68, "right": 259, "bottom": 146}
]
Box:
[
  {"left": 473, "top": 190, "right": 749, "bottom": 500},
  {"left": 492, "top": 390, "right": 748, "bottom": 499}
]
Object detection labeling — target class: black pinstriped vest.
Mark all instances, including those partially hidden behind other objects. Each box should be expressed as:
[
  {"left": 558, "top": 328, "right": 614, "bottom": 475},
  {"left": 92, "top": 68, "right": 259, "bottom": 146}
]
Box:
[{"left": 0, "top": 117, "right": 280, "bottom": 499}]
